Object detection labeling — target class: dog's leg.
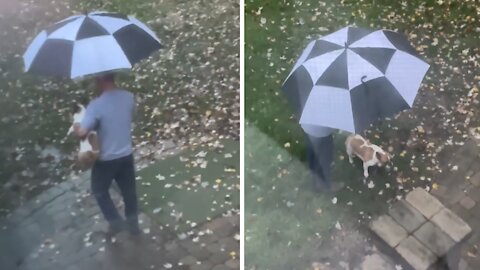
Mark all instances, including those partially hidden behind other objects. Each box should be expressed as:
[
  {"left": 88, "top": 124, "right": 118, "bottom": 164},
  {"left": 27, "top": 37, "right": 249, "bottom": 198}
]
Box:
[
  {"left": 346, "top": 144, "right": 354, "bottom": 164},
  {"left": 67, "top": 125, "right": 74, "bottom": 136},
  {"left": 363, "top": 162, "right": 370, "bottom": 178}
]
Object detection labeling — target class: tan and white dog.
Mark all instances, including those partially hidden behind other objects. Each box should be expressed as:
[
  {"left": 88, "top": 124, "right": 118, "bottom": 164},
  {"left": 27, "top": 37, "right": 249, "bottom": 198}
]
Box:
[
  {"left": 67, "top": 104, "right": 100, "bottom": 169},
  {"left": 345, "top": 134, "right": 391, "bottom": 178}
]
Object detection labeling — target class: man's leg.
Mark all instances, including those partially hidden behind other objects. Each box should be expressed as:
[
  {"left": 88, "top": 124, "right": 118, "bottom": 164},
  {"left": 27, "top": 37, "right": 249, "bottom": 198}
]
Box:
[
  {"left": 306, "top": 135, "right": 327, "bottom": 191},
  {"left": 114, "top": 154, "right": 140, "bottom": 234},
  {"left": 317, "top": 134, "right": 334, "bottom": 187},
  {"left": 91, "top": 161, "right": 124, "bottom": 232},
  {"left": 317, "top": 134, "right": 344, "bottom": 192}
]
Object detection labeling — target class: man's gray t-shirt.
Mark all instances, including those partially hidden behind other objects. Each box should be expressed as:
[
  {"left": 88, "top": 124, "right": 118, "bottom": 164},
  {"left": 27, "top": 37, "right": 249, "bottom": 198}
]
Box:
[{"left": 81, "top": 89, "right": 135, "bottom": 161}]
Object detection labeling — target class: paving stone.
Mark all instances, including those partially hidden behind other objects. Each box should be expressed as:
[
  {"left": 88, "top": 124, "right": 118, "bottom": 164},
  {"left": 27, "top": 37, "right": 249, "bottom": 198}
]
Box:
[
  {"left": 190, "top": 261, "right": 214, "bottom": 270},
  {"left": 466, "top": 217, "right": 480, "bottom": 237},
  {"left": 56, "top": 181, "right": 73, "bottom": 192},
  {"left": 460, "top": 196, "right": 476, "bottom": 210},
  {"left": 389, "top": 200, "right": 427, "bottom": 233},
  {"left": 52, "top": 212, "right": 74, "bottom": 231},
  {"left": 45, "top": 186, "right": 66, "bottom": 199},
  {"left": 444, "top": 187, "right": 468, "bottom": 206},
  {"left": 206, "top": 242, "right": 222, "bottom": 253},
  {"left": 466, "top": 187, "right": 480, "bottom": 203},
  {"left": 466, "top": 232, "right": 480, "bottom": 246},
  {"left": 370, "top": 215, "right": 407, "bottom": 247},
  {"left": 432, "top": 208, "right": 472, "bottom": 242},
  {"left": 164, "top": 241, "right": 179, "bottom": 252},
  {"left": 469, "top": 171, "right": 480, "bottom": 187},
  {"left": 450, "top": 203, "right": 473, "bottom": 222},
  {"left": 218, "top": 237, "right": 239, "bottom": 253},
  {"left": 225, "top": 215, "right": 240, "bottom": 228},
  {"left": 413, "top": 221, "right": 456, "bottom": 256},
  {"left": 225, "top": 259, "right": 239, "bottom": 269},
  {"left": 185, "top": 243, "right": 212, "bottom": 260},
  {"left": 430, "top": 185, "right": 449, "bottom": 202},
  {"left": 212, "top": 264, "right": 230, "bottom": 270},
  {"left": 179, "top": 255, "right": 198, "bottom": 266},
  {"left": 406, "top": 188, "right": 444, "bottom": 218},
  {"left": 83, "top": 205, "right": 100, "bottom": 217},
  {"left": 214, "top": 223, "right": 236, "bottom": 238},
  {"left": 203, "top": 217, "right": 235, "bottom": 237},
  {"left": 459, "top": 180, "right": 473, "bottom": 192},
  {"left": 395, "top": 236, "right": 437, "bottom": 270},
  {"left": 209, "top": 251, "right": 230, "bottom": 265},
  {"left": 200, "top": 233, "right": 219, "bottom": 244},
  {"left": 164, "top": 247, "right": 188, "bottom": 263}
]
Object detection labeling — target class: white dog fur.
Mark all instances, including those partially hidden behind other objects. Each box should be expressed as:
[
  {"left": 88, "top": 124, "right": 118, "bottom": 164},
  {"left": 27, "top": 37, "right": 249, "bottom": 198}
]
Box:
[
  {"left": 345, "top": 134, "right": 391, "bottom": 178},
  {"left": 67, "top": 104, "right": 99, "bottom": 169}
]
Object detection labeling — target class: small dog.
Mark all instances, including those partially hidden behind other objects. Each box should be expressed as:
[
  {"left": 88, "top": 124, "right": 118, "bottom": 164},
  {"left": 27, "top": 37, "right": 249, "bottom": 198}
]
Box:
[
  {"left": 67, "top": 103, "right": 100, "bottom": 169},
  {"left": 345, "top": 134, "right": 391, "bottom": 178}
]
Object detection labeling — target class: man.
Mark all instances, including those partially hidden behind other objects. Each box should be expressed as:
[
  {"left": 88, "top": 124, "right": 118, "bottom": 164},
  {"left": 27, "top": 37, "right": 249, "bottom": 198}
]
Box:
[
  {"left": 303, "top": 126, "right": 344, "bottom": 193},
  {"left": 74, "top": 73, "right": 140, "bottom": 237}
]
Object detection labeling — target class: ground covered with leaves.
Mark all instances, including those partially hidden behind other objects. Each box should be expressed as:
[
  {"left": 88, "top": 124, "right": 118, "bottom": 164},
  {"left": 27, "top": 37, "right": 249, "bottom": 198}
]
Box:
[
  {"left": 0, "top": 0, "right": 239, "bottom": 213},
  {"left": 245, "top": 0, "right": 480, "bottom": 269}
]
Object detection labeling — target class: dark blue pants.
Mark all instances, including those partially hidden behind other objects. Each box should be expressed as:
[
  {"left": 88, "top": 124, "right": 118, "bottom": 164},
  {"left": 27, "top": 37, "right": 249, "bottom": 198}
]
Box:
[
  {"left": 91, "top": 154, "right": 138, "bottom": 227},
  {"left": 305, "top": 134, "right": 334, "bottom": 189}
]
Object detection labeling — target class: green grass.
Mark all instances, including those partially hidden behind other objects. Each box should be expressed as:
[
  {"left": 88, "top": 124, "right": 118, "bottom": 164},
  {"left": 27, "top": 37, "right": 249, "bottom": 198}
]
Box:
[
  {"left": 245, "top": 123, "right": 336, "bottom": 269},
  {"left": 245, "top": 0, "right": 479, "bottom": 268},
  {"left": 137, "top": 139, "right": 239, "bottom": 232}
]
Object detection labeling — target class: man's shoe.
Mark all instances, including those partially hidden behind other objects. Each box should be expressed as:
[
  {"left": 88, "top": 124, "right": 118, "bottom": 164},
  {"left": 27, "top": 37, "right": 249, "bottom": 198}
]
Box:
[
  {"left": 312, "top": 173, "right": 328, "bottom": 193},
  {"left": 128, "top": 226, "right": 141, "bottom": 236},
  {"left": 313, "top": 180, "right": 326, "bottom": 193},
  {"left": 106, "top": 220, "right": 125, "bottom": 239},
  {"left": 126, "top": 218, "right": 141, "bottom": 236}
]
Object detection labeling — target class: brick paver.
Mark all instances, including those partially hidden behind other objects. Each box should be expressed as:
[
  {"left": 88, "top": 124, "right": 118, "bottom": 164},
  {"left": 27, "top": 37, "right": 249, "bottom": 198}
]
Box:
[{"left": 425, "top": 137, "right": 480, "bottom": 269}]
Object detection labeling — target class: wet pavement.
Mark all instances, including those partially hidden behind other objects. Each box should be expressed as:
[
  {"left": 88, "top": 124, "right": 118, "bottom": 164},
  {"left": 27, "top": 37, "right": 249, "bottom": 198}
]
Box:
[{"left": 0, "top": 170, "right": 239, "bottom": 270}]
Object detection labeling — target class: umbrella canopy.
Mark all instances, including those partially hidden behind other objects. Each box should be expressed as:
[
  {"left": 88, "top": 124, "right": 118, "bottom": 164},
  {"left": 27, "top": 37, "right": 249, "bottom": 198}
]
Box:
[
  {"left": 282, "top": 26, "right": 430, "bottom": 135},
  {"left": 23, "top": 11, "right": 163, "bottom": 79}
]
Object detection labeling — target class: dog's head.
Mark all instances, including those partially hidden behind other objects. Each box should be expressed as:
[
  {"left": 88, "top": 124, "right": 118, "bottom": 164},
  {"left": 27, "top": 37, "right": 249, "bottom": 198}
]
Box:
[
  {"left": 71, "top": 102, "right": 86, "bottom": 122},
  {"left": 72, "top": 103, "right": 85, "bottom": 113},
  {"left": 72, "top": 97, "right": 88, "bottom": 114}
]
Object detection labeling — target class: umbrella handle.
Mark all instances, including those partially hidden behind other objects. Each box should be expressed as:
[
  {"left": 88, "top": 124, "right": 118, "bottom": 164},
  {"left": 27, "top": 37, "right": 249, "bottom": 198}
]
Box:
[{"left": 361, "top": 75, "right": 367, "bottom": 83}]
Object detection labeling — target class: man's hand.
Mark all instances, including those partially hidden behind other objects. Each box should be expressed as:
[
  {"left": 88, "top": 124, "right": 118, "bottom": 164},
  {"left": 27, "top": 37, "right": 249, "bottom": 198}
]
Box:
[{"left": 73, "top": 123, "right": 89, "bottom": 140}]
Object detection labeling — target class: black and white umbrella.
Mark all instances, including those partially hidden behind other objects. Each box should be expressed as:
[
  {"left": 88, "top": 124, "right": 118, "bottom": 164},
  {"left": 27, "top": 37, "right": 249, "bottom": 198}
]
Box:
[
  {"left": 23, "top": 11, "right": 163, "bottom": 79},
  {"left": 282, "top": 26, "right": 430, "bottom": 136}
]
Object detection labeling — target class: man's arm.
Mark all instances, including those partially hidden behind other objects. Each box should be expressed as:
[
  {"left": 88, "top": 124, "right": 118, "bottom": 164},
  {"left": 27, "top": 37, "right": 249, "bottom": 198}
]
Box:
[{"left": 73, "top": 123, "right": 89, "bottom": 140}]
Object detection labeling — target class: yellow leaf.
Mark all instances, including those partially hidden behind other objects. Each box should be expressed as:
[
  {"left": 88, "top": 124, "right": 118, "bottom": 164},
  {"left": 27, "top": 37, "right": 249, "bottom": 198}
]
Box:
[
  {"left": 432, "top": 183, "right": 439, "bottom": 190},
  {"left": 417, "top": 126, "right": 425, "bottom": 134}
]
